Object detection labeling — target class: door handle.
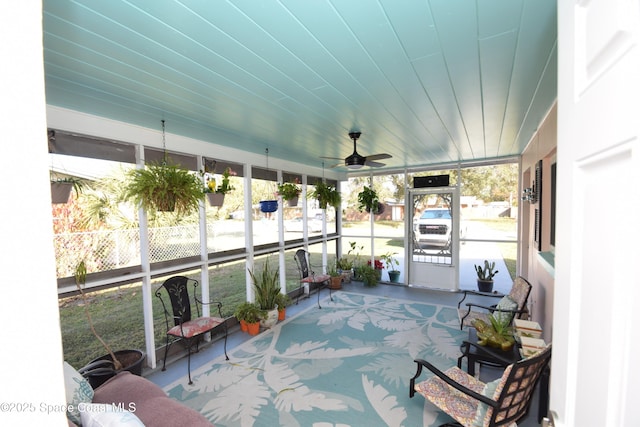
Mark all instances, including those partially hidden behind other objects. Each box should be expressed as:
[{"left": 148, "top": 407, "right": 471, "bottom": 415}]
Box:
[{"left": 542, "top": 410, "right": 559, "bottom": 427}]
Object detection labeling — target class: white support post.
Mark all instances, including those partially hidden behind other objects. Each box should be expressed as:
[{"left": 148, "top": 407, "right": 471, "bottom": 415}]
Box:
[
  {"left": 244, "top": 165, "right": 255, "bottom": 302},
  {"left": 198, "top": 156, "right": 210, "bottom": 317},
  {"left": 136, "top": 145, "right": 156, "bottom": 370}
]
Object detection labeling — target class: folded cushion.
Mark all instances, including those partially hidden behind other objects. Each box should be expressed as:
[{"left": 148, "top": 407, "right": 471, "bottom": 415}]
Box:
[
  {"left": 63, "top": 361, "right": 94, "bottom": 425},
  {"left": 494, "top": 295, "right": 518, "bottom": 324}
]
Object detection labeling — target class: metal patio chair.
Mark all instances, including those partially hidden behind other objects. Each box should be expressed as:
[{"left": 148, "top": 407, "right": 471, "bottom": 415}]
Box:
[
  {"left": 155, "top": 276, "right": 228, "bottom": 384},
  {"left": 294, "top": 249, "right": 332, "bottom": 308},
  {"left": 410, "top": 345, "right": 551, "bottom": 426}
]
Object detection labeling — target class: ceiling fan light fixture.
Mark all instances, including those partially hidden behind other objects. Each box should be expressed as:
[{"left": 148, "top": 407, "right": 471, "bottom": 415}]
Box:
[{"left": 345, "top": 152, "right": 365, "bottom": 169}]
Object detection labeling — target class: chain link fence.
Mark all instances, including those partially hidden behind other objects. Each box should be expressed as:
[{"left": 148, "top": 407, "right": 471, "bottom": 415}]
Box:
[{"left": 54, "top": 225, "right": 208, "bottom": 278}]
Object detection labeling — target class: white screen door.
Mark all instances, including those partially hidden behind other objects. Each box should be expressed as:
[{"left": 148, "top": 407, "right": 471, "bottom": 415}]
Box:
[{"left": 407, "top": 187, "right": 459, "bottom": 291}]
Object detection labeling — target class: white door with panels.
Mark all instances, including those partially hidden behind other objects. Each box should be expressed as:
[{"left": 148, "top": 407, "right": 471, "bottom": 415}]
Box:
[{"left": 551, "top": 1, "right": 640, "bottom": 426}]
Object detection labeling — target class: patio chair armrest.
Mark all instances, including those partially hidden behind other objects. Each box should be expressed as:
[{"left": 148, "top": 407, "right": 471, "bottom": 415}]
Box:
[
  {"left": 464, "top": 301, "right": 498, "bottom": 312},
  {"left": 410, "top": 359, "right": 497, "bottom": 406},
  {"left": 195, "top": 297, "right": 223, "bottom": 308},
  {"left": 457, "top": 290, "right": 504, "bottom": 308},
  {"left": 194, "top": 297, "right": 225, "bottom": 317}
]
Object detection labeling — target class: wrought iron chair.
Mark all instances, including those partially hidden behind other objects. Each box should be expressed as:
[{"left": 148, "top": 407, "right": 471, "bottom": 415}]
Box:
[
  {"left": 410, "top": 345, "right": 551, "bottom": 427},
  {"left": 155, "top": 276, "right": 228, "bottom": 384},
  {"left": 294, "top": 249, "right": 332, "bottom": 308},
  {"left": 457, "top": 276, "right": 532, "bottom": 330}
]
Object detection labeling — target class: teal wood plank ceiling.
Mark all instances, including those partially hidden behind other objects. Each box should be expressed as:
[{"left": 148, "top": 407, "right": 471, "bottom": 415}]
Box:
[{"left": 43, "top": 0, "right": 557, "bottom": 171}]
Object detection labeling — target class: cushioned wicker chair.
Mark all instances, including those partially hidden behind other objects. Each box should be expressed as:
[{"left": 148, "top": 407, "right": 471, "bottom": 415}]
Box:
[
  {"left": 410, "top": 345, "right": 551, "bottom": 427},
  {"left": 294, "top": 249, "right": 332, "bottom": 308},
  {"left": 155, "top": 276, "right": 228, "bottom": 384},
  {"left": 457, "top": 276, "right": 532, "bottom": 330}
]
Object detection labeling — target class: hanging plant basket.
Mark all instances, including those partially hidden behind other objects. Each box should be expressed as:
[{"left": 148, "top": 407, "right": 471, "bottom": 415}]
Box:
[
  {"left": 207, "top": 193, "right": 225, "bottom": 207},
  {"left": 50, "top": 182, "right": 73, "bottom": 204},
  {"left": 287, "top": 196, "right": 299, "bottom": 207},
  {"left": 123, "top": 161, "right": 204, "bottom": 215},
  {"left": 366, "top": 201, "right": 385, "bottom": 215},
  {"left": 260, "top": 200, "right": 278, "bottom": 213}
]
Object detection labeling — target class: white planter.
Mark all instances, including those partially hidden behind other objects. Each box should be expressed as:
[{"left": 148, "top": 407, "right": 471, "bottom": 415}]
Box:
[{"left": 260, "top": 309, "right": 279, "bottom": 329}]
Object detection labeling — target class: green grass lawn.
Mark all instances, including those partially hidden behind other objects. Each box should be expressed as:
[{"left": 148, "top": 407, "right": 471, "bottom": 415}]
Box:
[{"left": 60, "top": 218, "right": 517, "bottom": 368}]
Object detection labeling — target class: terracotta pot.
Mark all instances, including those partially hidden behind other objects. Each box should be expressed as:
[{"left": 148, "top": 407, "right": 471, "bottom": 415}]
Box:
[
  {"left": 278, "top": 308, "right": 286, "bottom": 321},
  {"left": 329, "top": 276, "right": 342, "bottom": 290},
  {"left": 240, "top": 319, "right": 248, "bottom": 333},
  {"left": 247, "top": 321, "right": 260, "bottom": 336}
]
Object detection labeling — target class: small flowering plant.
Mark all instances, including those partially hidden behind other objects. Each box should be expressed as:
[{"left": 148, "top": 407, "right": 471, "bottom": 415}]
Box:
[
  {"left": 205, "top": 167, "right": 236, "bottom": 194},
  {"left": 368, "top": 259, "right": 384, "bottom": 270}
]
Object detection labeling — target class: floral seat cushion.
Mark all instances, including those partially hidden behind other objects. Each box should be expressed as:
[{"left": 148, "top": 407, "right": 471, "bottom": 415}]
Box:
[
  {"left": 413, "top": 366, "right": 512, "bottom": 427},
  {"left": 167, "top": 316, "right": 224, "bottom": 339},
  {"left": 301, "top": 274, "right": 330, "bottom": 283}
]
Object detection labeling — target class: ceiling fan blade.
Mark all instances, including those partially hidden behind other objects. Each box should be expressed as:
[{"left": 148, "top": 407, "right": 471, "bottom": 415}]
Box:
[
  {"left": 364, "top": 159, "right": 386, "bottom": 167},
  {"left": 319, "top": 156, "right": 343, "bottom": 160},
  {"left": 328, "top": 162, "right": 343, "bottom": 168},
  {"left": 365, "top": 153, "right": 392, "bottom": 161}
]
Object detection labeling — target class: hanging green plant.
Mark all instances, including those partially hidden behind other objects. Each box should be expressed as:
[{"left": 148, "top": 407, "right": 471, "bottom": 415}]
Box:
[
  {"left": 124, "top": 161, "right": 204, "bottom": 215},
  {"left": 309, "top": 181, "right": 341, "bottom": 210},
  {"left": 277, "top": 182, "right": 301, "bottom": 201},
  {"left": 357, "top": 186, "right": 380, "bottom": 213}
]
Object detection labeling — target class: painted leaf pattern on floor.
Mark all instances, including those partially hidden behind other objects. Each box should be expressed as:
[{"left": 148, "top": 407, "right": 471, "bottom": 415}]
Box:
[{"left": 165, "top": 292, "right": 465, "bottom": 427}]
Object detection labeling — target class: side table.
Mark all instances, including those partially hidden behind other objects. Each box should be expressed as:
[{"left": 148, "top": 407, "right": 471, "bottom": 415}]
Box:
[{"left": 457, "top": 328, "right": 520, "bottom": 376}]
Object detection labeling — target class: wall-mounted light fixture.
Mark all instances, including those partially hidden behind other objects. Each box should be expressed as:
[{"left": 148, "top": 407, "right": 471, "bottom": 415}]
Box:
[{"left": 522, "top": 187, "right": 534, "bottom": 202}]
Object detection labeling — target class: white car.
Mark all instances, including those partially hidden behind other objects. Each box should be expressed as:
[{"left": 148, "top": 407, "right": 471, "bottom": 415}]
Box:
[
  {"left": 414, "top": 208, "right": 454, "bottom": 248},
  {"left": 283, "top": 217, "right": 322, "bottom": 233}
]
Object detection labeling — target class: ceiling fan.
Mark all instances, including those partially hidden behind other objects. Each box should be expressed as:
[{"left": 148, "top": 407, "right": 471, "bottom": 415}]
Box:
[{"left": 322, "top": 132, "right": 392, "bottom": 169}]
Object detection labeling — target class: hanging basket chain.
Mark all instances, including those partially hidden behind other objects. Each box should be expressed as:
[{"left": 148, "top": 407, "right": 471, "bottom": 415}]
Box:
[{"left": 161, "top": 119, "right": 167, "bottom": 166}]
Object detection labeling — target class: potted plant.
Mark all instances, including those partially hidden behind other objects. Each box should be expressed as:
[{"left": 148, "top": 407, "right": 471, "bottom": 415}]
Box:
[
  {"left": 234, "top": 301, "right": 255, "bottom": 333},
  {"left": 123, "top": 161, "right": 204, "bottom": 215},
  {"left": 475, "top": 260, "right": 499, "bottom": 292},
  {"left": 242, "top": 303, "right": 266, "bottom": 336},
  {"left": 275, "top": 293, "right": 293, "bottom": 321},
  {"left": 309, "top": 181, "right": 341, "bottom": 210},
  {"left": 277, "top": 181, "right": 301, "bottom": 207},
  {"left": 249, "top": 258, "right": 281, "bottom": 329},
  {"left": 328, "top": 262, "right": 342, "bottom": 290},
  {"left": 360, "top": 264, "right": 380, "bottom": 287},
  {"left": 205, "top": 166, "right": 235, "bottom": 207},
  {"left": 74, "top": 261, "right": 144, "bottom": 388},
  {"left": 472, "top": 313, "right": 515, "bottom": 351},
  {"left": 336, "top": 256, "right": 354, "bottom": 283},
  {"left": 357, "top": 185, "right": 383, "bottom": 214},
  {"left": 380, "top": 252, "right": 400, "bottom": 283},
  {"left": 50, "top": 175, "right": 85, "bottom": 204}
]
